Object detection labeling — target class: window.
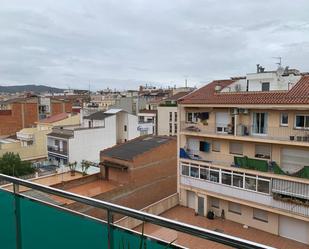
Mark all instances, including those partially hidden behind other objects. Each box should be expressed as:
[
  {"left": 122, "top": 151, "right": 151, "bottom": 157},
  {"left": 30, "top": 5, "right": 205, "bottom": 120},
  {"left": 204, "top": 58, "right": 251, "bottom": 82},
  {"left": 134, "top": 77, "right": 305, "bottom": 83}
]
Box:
[
  {"left": 229, "top": 142, "right": 243, "bottom": 155},
  {"left": 257, "top": 178, "right": 270, "bottom": 194},
  {"left": 255, "top": 144, "right": 271, "bottom": 159},
  {"left": 209, "top": 168, "right": 219, "bottom": 183},
  {"left": 200, "top": 166, "right": 210, "bottom": 180},
  {"left": 124, "top": 125, "right": 127, "bottom": 132},
  {"left": 187, "top": 112, "right": 198, "bottom": 123},
  {"left": 174, "top": 123, "right": 177, "bottom": 134},
  {"left": 252, "top": 112, "right": 268, "bottom": 134},
  {"left": 253, "top": 208, "right": 268, "bottom": 222},
  {"left": 232, "top": 173, "right": 243, "bottom": 188},
  {"left": 295, "top": 115, "right": 309, "bottom": 129},
  {"left": 174, "top": 112, "right": 177, "bottom": 122},
  {"left": 181, "top": 164, "right": 189, "bottom": 176},
  {"left": 169, "top": 112, "right": 173, "bottom": 122},
  {"left": 280, "top": 113, "right": 288, "bottom": 126},
  {"left": 228, "top": 202, "right": 241, "bottom": 215},
  {"left": 245, "top": 175, "right": 257, "bottom": 191},
  {"left": 221, "top": 170, "right": 232, "bottom": 185},
  {"left": 199, "top": 141, "right": 210, "bottom": 152},
  {"left": 261, "top": 82, "right": 270, "bottom": 91},
  {"left": 212, "top": 141, "right": 221, "bottom": 152},
  {"left": 169, "top": 123, "right": 173, "bottom": 133},
  {"left": 190, "top": 166, "right": 199, "bottom": 178},
  {"left": 211, "top": 197, "right": 220, "bottom": 209}
]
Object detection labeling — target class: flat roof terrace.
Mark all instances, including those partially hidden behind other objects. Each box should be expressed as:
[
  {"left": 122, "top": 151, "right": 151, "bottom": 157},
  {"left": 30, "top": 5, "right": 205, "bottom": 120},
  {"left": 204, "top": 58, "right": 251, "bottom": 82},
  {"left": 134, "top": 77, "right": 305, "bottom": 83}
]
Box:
[{"left": 135, "top": 206, "right": 308, "bottom": 249}]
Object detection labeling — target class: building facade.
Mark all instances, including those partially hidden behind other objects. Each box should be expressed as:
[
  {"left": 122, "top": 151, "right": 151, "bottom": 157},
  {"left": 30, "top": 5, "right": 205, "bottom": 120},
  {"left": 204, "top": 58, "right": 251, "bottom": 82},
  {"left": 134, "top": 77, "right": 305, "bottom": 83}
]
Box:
[
  {"left": 137, "top": 110, "right": 157, "bottom": 135},
  {"left": 178, "top": 67, "right": 309, "bottom": 244},
  {"left": 47, "top": 109, "right": 139, "bottom": 166}
]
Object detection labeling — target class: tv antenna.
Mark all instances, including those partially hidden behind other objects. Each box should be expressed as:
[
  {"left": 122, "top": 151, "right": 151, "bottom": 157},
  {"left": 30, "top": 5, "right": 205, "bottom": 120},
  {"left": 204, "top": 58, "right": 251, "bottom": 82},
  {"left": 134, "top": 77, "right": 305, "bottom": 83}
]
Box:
[{"left": 273, "top": 56, "right": 282, "bottom": 67}]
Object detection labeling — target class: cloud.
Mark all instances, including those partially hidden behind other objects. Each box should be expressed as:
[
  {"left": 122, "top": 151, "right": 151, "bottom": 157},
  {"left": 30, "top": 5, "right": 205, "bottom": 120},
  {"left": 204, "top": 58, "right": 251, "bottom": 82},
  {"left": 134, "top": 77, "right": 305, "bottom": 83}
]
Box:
[{"left": 0, "top": 0, "right": 308, "bottom": 90}]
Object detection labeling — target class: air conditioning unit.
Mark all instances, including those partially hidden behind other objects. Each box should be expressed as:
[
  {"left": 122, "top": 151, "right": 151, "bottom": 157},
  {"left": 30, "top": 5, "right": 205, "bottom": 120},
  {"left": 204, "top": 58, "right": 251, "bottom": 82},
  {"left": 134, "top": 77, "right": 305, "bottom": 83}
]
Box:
[
  {"left": 230, "top": 108, "right": 239, "bottom": 115},
  {"left": 239, "top": 108, "right": 249, "bottom": 115}
]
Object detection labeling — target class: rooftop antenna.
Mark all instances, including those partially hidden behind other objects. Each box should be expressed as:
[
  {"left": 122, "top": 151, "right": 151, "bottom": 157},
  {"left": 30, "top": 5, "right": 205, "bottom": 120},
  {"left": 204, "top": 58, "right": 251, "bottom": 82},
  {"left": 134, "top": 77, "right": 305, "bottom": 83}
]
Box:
[
  {"left": 273, "top": 56, "right": 282, "bottom": 67},
  {"left": 184, "top": 75, "right": 188, "bottom": 88}
]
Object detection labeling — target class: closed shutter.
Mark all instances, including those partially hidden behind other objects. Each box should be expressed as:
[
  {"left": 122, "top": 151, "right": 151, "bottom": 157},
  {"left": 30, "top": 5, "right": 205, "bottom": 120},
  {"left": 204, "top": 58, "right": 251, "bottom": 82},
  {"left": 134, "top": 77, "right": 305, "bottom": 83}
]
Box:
[
  {"left": 255, "top": 144, "right": 271, "bottom": 158},
  {"left": 253, "top": 208, "right": 268, "bottom": 222},
  {"left": 279, "top": 216, "right": 309, "bottom": 244},
  {"left": 228, "top": 202, "right": 241, "bottom": 214},
  {"left": 281, "top": 148, "right": 309, "bottom": 173},
  {"left": 216, "top": 112, "right": 230, "bottom": 132},
  {"left": 187, "top": 138, "right": 199, "bottom": 153},
  {"left": 187, "top": 191, "right": 195, "bottom": 209},
  {"left": 229, "top": 142, "right": 243, "bottom": 155}
]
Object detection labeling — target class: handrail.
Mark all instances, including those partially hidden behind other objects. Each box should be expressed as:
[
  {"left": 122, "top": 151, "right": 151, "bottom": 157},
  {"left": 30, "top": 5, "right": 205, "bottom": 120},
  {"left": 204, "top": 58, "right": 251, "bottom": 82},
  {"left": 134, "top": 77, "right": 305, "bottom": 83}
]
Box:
[{"left": 0, "top": 174, "right": 275, "bottom": 249}]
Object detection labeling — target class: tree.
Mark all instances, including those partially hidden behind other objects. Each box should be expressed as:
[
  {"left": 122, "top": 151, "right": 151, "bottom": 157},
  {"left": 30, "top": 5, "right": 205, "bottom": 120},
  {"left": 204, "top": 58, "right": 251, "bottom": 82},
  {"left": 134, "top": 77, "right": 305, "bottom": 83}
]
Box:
[{"left": 0, "top": 152, "right": 35, "bottom": 177}]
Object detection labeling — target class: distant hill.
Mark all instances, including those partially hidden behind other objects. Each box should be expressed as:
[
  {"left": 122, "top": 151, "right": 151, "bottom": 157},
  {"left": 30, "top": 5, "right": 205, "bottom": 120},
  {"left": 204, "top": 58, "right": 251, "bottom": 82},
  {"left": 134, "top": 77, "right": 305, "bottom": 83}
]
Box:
[{"left": 0, "top": 85, "right": 64, "bottom": 94}]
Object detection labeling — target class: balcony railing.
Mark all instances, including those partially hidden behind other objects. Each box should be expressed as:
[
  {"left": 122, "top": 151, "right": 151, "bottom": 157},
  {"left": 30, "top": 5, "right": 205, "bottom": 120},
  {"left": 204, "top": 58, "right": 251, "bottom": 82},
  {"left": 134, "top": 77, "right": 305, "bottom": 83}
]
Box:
[
  {"left": 180, "top": 159, "right": 309, "bottom": 217},
  {"left": 16, "top": 132, "right": 34, "bottom": 141},
  {"left": 0, "top": 174, "right": 272, "bottom": 249},
  {"left": 47, "top": 145, "right": 68, "bottom": 155},
  {"left": 180, "top": 121, "right": 309, "bottom": 143}
]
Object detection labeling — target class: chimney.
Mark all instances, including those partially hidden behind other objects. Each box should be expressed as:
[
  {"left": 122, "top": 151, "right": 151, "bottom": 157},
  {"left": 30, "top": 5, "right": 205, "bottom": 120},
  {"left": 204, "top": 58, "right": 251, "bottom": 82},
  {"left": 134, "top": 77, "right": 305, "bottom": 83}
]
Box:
[{"left": 256, "top": 64, "right": 260, "bottom": 73}]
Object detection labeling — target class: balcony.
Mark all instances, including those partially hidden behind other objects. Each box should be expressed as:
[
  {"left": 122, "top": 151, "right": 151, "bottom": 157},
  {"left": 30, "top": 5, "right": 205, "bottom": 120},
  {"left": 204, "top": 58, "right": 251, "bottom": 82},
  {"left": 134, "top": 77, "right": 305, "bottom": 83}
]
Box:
[
  {"left": 180, "top": 121, "right": 309, "bottom": 145},
  {"left": 179, "top": 159, "right": 309, "bottom": 217},
  {"left": 16, "top": 132, "right": 34, "bottom": 141},
  {"left": 0, "top": 174, "right": 271, "bottom": 249},
  {"left": 47, "top": 145, "right": 68, "bottom": 156}
]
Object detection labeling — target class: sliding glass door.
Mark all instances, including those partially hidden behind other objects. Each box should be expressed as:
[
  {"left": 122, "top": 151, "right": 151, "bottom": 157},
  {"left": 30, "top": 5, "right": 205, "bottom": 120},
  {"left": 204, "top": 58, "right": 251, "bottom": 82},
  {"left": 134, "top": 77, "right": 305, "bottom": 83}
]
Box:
[{"left": 252, "top": 112, "right": 268, "bottom": 134}]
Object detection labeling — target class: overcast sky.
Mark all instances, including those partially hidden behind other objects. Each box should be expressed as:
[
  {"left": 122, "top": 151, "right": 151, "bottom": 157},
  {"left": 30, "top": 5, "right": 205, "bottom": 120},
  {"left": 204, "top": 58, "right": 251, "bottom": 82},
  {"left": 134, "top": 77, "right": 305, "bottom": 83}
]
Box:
[{"left": 0, "top": 0, "right": 309, "bottom": 90}]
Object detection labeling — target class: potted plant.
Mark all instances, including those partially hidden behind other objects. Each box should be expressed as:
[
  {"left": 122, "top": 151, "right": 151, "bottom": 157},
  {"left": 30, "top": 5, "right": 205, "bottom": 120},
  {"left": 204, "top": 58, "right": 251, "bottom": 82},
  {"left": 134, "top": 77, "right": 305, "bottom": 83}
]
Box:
[
  {"left": 67, "top": 161, "right": 77, "bottom": 176},
  {"left": 81, "top": 160, "right": 91, "bottom": 176}
]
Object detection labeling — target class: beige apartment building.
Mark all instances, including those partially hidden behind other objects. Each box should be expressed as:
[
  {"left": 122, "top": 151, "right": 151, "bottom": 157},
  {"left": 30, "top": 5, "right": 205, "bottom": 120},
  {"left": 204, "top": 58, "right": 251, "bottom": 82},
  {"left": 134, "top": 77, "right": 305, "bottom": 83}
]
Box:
[
  {"left": 0, "top": 113, "right": 80, "bottom": 161},
  {"left": 178, "top": 66, "right": 309, "bottom": 245}
]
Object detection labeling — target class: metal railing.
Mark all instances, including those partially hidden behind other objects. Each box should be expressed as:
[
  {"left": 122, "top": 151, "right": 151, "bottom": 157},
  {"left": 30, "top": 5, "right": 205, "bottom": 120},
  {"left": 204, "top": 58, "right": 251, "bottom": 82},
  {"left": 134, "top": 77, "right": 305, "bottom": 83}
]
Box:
[
  {"left": 47, "top": 146, "right": 68, "bottom": 155},
  {"left": 180, "top": 121, "right": 309, "bottom": 143},
  {"left": 0, "top": 174, "right": 274, "bottom": 249}
]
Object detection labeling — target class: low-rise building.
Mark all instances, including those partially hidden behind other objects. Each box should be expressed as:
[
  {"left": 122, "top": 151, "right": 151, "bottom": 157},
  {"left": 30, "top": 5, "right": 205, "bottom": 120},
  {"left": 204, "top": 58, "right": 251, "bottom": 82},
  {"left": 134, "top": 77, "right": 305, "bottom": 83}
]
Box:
[
  {"left": 47, "top": 109, "right": 139, "bottom": 166},
  {"left": 0, "top": 113, "right": 80, "bottom": 161}
]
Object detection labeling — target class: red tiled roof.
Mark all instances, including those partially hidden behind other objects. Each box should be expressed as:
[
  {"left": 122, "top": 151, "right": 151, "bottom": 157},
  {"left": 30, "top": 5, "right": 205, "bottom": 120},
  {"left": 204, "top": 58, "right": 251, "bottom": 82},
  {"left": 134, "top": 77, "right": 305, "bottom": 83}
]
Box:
[
  {"left": 180, "top": 76, "right": 309, "bottom": 105},
  {"left": 138, "top": 109, "right": 157, "bottom": 114},
  {"left": 40, "top": 113, "right": 69, "bottom": 123}
]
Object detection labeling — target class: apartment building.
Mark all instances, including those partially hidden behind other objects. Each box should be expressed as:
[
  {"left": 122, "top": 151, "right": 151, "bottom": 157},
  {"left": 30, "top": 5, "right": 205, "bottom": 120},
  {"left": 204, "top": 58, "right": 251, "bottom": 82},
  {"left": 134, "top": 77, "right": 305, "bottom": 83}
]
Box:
[
  {"left": 0, "top": 113, "right": 80, "bottom": 161},
  {"left": 137, "top": 110, "right": 157, "bottom": 135},
  {"left": 0, "top": 96, "right": 72, "bottom": 136},
  {"left": 178, "top": 66, "right": 309, "bottom": 244},
  {"left": 157, "top": 91, "right": 191, "bottom": 136},
  {"left": 47, "top": 109, "right": 139, "bottom": 166}
]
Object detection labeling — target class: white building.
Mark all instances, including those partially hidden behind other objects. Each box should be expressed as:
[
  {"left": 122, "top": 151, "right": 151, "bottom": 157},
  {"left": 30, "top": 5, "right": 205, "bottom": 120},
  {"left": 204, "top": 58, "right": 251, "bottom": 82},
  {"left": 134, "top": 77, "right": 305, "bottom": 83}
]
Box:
[
  {"left": 137, "top": 110, "right": 157, "bottom": 135},
  {"left": 47, "top": 109, "right": 139, "bottom": 165}
]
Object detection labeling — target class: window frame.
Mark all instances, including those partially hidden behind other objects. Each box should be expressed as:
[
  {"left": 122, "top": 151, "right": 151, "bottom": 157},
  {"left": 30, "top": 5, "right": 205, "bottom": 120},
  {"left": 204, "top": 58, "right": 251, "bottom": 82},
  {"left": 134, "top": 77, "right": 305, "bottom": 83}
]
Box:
[
  {"left": 261, "top": 82, "right": 270, "bottom": 92},
  {"left": 229, "top": 142, "right": 243, "bottom": 155},
  {"left": 280, "top": 113, "right": 289, "bottom": 127},
  {"left": 295, "top": 114, "right": 309, "bottom": 129}
]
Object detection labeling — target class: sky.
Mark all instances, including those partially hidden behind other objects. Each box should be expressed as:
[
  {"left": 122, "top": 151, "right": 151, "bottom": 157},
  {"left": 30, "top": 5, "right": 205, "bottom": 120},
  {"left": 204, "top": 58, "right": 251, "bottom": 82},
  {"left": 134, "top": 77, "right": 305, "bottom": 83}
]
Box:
[{"left": 0, "top": 0, "right": 309, "bottom": 90}]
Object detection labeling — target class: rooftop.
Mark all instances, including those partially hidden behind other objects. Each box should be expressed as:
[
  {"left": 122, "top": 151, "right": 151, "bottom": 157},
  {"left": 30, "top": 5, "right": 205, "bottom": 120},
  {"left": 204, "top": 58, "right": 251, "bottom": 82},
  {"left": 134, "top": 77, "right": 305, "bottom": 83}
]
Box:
[
  {"left": 83, "top": 111, "right": 114, "bottom": 120},
  {"left": 136, "top": 206, "right": 308, "bottom": 249},
  {"left": 180, "top": 75, "right": 309, "bottom": 105},
  {"left": 39, "top": 112, "right": 70, "bottom": 123},
  {"left": 101, "top": 135, "right": 175, "bottom": 161}
]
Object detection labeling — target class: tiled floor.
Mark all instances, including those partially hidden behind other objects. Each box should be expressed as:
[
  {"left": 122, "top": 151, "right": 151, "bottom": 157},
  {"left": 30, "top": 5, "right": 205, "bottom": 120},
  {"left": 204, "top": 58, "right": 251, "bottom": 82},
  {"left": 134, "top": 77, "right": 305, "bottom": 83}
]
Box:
[
  {"left": 135, "top": 206, "right": 309, "bottom": 249},
  {"left": 3, "top": 172, "right": 84, "bottom": 192},
  {"left": 51, "top": 179, "right": 118, "bottom": 204}
]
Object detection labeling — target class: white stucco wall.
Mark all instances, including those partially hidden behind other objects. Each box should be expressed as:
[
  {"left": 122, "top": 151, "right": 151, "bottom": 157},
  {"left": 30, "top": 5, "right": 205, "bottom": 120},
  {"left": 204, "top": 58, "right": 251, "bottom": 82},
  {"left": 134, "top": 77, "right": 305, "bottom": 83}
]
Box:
[
  {"left": 127, "top": 113, "right": 139, "bottom": 140},
  {"left": 68, "top": 116, "right": 117, "bottom": 163}
]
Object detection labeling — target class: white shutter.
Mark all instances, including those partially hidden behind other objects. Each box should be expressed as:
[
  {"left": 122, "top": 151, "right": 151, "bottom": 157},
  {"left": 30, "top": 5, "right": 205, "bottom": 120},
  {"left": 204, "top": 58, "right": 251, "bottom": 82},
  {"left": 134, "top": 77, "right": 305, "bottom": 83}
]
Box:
[
  {"left": 187, "top": 138, "right": 200, "bottom": 153},
  {"left": 279, "top": 216, "right": 309, "bottom": 244},
  {"left": 187, "top": 191, "right": 195, "bottom": 209},
  {"left": 216, "top": 112, "right": 230, "bottom": 126},
  {"left": 281, "top": 148, "right": 309, "bottom": 173}
]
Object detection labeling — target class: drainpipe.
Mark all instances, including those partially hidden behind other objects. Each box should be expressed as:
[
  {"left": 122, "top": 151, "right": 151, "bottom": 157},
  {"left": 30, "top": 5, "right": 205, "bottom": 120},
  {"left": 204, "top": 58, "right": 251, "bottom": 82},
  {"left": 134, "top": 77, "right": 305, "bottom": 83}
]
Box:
[{"left": 234, "top": 114, "right": 237, "bottom": 136}]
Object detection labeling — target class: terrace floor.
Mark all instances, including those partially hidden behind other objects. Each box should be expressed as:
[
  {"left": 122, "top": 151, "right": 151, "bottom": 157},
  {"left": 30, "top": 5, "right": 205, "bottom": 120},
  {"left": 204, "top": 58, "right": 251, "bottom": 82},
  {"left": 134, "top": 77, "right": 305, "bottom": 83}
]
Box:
[{"left": 135, "top": 206, "right": 309, "bottom": 249}]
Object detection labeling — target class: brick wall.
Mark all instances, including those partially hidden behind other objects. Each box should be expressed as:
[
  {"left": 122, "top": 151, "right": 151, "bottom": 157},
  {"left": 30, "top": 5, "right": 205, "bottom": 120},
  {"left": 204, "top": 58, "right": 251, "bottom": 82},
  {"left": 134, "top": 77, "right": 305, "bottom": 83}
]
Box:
[{"left": 0, "top": 102, "right": 38, "bottom": 136}]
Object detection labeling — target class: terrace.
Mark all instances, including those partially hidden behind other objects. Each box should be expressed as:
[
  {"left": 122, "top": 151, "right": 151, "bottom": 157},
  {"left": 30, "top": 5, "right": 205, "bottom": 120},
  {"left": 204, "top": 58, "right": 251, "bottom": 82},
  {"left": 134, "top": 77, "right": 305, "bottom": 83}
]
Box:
[{"left": 0, "top": 174, "right": 271, "bottom": 249}]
